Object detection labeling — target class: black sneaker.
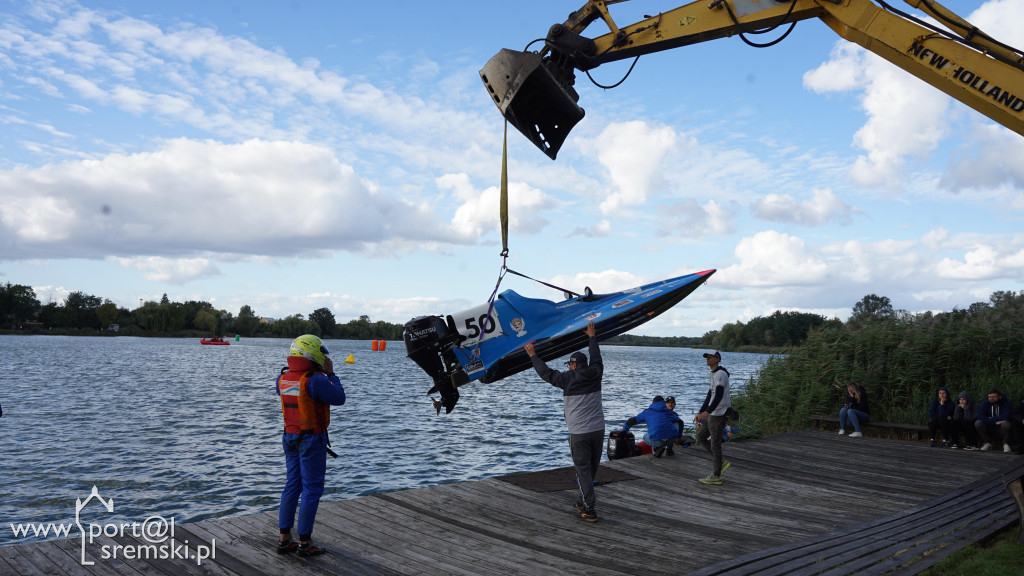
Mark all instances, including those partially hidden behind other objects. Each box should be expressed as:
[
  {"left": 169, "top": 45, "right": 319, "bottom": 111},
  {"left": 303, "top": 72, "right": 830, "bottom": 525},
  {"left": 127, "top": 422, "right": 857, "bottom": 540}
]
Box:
[
  {"left": 276, "top": 540, "right": 299, "bottom": 554},
  {"left": 666, "top": 446, "right": 674, "bottom": 456},
  {"left": 579, "top": 509, "right": 598, "bottom": 522},
  {"left": 654, "top": 446, "right": 666, "bottom": 458},
  {"left": 297, "top": 543, "right": 326, "bottom": 558}
]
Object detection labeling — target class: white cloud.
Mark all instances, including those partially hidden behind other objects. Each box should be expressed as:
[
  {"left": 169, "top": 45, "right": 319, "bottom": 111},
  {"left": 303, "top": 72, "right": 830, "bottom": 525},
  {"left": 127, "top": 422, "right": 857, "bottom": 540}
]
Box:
[
  {"left": 935, "top": 244, "right": 1024, "bottom": 280},
  {"left": 751, "top": 188, "right": 858, "bottom": 226},
  {"left": 439, "top": 173, "right": 554, "bottom": 239},
  {"left": 115, "top": 256, "right": 221, "bottom": 283},
  {"left": 718, "top": 231, "right": 830, "bottom": 287},
  {"left": 806, "top": 42, "right": 950, "bottom": 187},
  {"left": 568, "top": 219, "right": 611, "bottom": 238},
  {"left": 658, "top": 199, "right": 735, "bottom": 237},
  {"left": 580, "top": 121, "right": 676, "bottom": 214},
  {"left": 544, "top": 269, "right": 648, "bottom": 297},
  {"left": 0, "top": 138, "right": 462, "bottom": 262}
]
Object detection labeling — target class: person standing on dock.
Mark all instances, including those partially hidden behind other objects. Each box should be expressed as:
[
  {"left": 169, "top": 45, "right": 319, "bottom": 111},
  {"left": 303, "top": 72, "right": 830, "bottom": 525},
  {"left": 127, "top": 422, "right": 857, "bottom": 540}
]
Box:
[
  {"left": 696, "top": 350, "right": 732, "bottom": 485},
  {"left": 275, "top": 334, "right": 347, "bottom": 557},
  {"left": 524, "top": 321, "right": 604, "bottom": 522}
]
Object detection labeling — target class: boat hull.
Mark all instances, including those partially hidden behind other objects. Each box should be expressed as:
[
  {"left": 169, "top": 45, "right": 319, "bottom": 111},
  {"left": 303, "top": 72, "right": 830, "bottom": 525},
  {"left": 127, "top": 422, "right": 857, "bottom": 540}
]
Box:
[{"left": 403, "top": 269, "right": 715, "bottom": 412}]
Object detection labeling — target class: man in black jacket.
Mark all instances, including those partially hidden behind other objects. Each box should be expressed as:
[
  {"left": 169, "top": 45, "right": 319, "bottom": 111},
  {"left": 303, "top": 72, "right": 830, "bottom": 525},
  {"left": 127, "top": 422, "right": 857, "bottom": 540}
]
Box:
[{"left": 524, "top": 321, "right": 604, "bottom": 522}]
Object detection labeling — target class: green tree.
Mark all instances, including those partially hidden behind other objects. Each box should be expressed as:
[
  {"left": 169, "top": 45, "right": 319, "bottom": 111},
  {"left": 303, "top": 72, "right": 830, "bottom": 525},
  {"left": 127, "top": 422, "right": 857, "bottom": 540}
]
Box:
[
  {"left": 850, "top": 294, "right": 894, "bottom": 323},
  {"left": 712, "top": 321, "right": 746, "bottom": 350},
  {"left": 97, "top": 299, "right": 119, "bottom": 329},
  {"left": 63, "top": 291, "right": 102, "bottom": 329},
  {"left": 234, "top": 304, "right": 259, "bottom": 336},
  {"left": 310, "top": 307, "right": 336, "bottom": 337},
  {"left": 0, "top": 283, "right": 41, "bottom": 326},
  {"left": 194, "top": 309, "right": 219, "bottom": 333}
]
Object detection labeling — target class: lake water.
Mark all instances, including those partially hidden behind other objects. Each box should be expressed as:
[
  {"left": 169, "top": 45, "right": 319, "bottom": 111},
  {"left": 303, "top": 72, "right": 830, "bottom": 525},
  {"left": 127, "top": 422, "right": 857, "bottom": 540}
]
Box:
[{"left": 0, "top": 335, "right": 772, "bottom": 546}]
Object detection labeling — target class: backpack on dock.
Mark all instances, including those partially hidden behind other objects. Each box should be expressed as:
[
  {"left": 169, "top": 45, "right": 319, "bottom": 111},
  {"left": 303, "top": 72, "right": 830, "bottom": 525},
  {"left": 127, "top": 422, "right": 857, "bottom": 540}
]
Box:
[{"left": 607, "top": 430, "right": 638, "bottom": 460}]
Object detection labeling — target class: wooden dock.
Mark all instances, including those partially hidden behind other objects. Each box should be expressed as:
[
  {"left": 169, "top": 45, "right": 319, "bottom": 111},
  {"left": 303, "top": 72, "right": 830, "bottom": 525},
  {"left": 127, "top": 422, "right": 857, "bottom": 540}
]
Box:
[{"left": 3, "top": 429, "right": 1021, "bottom": 576}]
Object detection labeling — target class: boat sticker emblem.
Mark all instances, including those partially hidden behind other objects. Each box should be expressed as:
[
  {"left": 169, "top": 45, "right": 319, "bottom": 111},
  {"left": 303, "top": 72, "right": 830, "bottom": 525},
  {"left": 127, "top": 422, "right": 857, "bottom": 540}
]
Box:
[
  {"left": 511, "top": 317, "right": 526, "bottom": 337},
  {"left": 611, "top": 299, "right": 633, "bottom": 308},
  {"left": 640, "top": 289, "right": 663, "bottom": 298},
  {"left": 466, "top": 360, "right": 484, "bottom": 374}
]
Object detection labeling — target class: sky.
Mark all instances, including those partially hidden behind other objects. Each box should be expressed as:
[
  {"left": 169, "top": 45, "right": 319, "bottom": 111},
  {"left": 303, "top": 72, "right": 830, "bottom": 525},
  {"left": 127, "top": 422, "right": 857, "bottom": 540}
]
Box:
[{"left": 1, "top": 0, "right": 1023, "bottom": 338}]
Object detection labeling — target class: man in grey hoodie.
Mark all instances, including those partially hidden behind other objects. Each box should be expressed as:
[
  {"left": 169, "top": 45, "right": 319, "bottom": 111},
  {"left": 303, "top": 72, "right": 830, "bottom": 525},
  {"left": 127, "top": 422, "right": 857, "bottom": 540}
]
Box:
[{"left": 524, "top": 321, "right": 604, "bottom": 522}]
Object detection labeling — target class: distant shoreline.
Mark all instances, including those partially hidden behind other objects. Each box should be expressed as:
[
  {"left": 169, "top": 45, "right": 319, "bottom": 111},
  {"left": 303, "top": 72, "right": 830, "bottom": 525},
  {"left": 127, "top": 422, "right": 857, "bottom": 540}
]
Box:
[{"left": 0, "top": 328, "right": 790, "bottom": 355}]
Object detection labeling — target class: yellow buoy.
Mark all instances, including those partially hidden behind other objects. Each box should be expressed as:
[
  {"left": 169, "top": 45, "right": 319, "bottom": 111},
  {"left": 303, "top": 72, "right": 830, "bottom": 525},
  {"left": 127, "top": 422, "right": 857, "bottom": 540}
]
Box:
[{"left": 344, "top": 353, "right": 355, "bottom": 364}]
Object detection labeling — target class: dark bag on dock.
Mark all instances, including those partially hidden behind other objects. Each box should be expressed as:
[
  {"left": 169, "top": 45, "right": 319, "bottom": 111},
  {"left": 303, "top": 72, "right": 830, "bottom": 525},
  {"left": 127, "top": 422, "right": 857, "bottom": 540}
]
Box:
[
  {"left": 726, "top": 406, "right": 740, "bottom": 421},
  {"left": 607, "top": 430, "right": 636, "bottom": 460}
]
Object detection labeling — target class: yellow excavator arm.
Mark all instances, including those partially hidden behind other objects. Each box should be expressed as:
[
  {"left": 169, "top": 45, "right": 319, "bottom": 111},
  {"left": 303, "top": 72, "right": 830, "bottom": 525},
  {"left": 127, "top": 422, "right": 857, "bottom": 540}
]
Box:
[{"left": 480, "top": 0, "right": 1024, "bottom": 159}]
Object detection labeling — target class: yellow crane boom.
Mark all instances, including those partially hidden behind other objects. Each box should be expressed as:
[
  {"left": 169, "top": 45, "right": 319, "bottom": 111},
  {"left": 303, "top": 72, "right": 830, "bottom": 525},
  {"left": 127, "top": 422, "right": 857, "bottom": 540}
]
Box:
[{"left": 480, "top": 0, "right": 1024, "bottom": 159}]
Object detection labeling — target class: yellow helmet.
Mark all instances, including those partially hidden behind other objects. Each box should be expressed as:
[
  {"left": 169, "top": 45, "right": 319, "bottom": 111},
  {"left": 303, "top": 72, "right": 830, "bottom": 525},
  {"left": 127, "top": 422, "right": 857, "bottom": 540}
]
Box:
[{"left": 290, "top": 334, "right": 329, "bottom": 367}]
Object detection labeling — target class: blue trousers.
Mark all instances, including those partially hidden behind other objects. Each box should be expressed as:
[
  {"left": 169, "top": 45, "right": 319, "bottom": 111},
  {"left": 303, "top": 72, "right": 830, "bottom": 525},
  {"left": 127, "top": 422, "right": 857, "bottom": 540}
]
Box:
[
  {"left": 839, "top": 407, "right": 869, "bottom": 432},
  {"left": 279, "top": 432, "right": 327, "bottom": 539},
  {"left": 643, "top": 432, "right": 677, "bottom": 450}
]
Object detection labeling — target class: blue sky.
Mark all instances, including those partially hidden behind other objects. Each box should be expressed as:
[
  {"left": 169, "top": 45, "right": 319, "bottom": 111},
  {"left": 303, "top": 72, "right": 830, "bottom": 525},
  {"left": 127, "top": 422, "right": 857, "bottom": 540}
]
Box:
[{"left": 1, "top": 0, "right": 1023, "bottom": 337}]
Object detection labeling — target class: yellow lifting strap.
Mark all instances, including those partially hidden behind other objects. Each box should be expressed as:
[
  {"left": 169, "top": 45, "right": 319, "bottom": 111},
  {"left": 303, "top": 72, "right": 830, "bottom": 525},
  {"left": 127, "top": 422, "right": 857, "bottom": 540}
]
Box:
[{"left": 500, "top": 120, "right": 509, "bottom": 258}]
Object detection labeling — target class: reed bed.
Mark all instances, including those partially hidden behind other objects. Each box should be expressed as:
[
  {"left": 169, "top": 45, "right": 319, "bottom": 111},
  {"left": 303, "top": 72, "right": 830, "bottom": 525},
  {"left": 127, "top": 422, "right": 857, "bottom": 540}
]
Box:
[{"left": 733, "top": 292, "right": 1024, "bottom": 437}]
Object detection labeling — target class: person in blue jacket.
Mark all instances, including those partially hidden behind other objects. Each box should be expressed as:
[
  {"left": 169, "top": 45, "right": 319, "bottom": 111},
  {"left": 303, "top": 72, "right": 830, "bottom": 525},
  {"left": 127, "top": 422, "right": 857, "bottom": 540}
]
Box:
[
  {"left": 623, "top": 395, "right": 683, "bottom": 458},
  {"left": 927, "top": 387, "right": 956, "bottom": 447},
  {"left": 275, "top": 335, "right": 347, "bottom": 557},
  {"left": 974, "top": 388, "right": 1013, "bottom": 452}
]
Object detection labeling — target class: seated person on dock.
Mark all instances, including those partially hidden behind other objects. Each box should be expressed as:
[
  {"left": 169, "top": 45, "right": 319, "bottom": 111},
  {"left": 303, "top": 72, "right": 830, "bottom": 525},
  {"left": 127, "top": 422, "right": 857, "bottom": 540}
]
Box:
[
  {"left": 927, "top": 386, "right": 955, "bottom": 447},
  {"left": 1015, "top": 396, "right": 1024, "bottom": 455},
  {"left": 974, "top": 388, "right": 1013, "bottom": 452},
  {"left": 838, "top": 382, "right": 870, "bottom": 438},
  {"left": 622, "top": 395, "right": 682, "bottom": 458},
  {"left": 950, "top": 391, "right": 978, "bottom": 450}
]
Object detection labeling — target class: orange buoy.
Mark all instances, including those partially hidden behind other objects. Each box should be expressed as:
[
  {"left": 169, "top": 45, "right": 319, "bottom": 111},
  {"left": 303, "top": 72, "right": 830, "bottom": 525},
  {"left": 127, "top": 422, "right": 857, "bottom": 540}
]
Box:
[
  {"left": 379, "top": 340, "right": 387, "bottom": 351},
  {"left": 371, "top": 339, "right": 379, "bottom": 351}
]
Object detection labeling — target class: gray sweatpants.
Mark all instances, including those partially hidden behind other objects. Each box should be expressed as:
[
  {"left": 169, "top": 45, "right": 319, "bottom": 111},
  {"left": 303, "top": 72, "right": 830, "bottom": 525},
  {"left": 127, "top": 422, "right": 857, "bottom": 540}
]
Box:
[
  {"left": 568, "top": 429, "right": 604, "bottom": 511},
  {"left": 697, "top": 415, "right": 726, "bottom": 476}
]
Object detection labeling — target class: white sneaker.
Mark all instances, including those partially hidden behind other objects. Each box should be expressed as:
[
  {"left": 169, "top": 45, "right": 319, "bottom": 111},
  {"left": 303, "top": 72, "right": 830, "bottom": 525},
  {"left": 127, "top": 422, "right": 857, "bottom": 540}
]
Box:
[
  {"left": 980, "top": 443, "right": 992, "bottom": 451},
  {"left": 837, "top": 429, "right": 846, "bottom": 435},
  {"left": 1004, "top": 444, "right": 1012, "bottom": 453},
  {"left": 849, "top": 432, "right": 862, "bottom": 438}
]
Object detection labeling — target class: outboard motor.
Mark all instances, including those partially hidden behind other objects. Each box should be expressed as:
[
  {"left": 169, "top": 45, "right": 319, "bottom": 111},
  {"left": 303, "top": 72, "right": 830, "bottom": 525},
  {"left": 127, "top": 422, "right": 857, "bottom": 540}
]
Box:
[{"left": 403, "top": 315, "right": 468, "bottom": 413}]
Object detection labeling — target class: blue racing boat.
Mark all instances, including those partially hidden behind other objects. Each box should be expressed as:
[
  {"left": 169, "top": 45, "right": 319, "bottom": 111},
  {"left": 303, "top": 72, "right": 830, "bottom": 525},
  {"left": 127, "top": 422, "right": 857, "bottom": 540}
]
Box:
[{"left": 403, "top": 269, "right": 715, "bottom": 413}]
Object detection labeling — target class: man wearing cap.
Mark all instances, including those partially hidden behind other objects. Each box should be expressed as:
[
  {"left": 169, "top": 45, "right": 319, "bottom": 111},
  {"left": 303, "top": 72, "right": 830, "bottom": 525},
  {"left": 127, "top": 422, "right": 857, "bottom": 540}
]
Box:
[
  {"left": 696, "top": 350, "right": 732, "bottom": 485},
  {"left": 623, "top": 395, "right": 683, "bottom": 458},
  {"left": 524, "top": 321, "right": 604, "bottom": 522}
]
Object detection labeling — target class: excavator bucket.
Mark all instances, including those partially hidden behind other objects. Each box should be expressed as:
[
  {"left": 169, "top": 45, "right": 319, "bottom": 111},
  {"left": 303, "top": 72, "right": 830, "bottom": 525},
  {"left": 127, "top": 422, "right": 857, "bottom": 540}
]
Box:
[{"left": 480, "top": 49, "right": 584, "bottom": 160}]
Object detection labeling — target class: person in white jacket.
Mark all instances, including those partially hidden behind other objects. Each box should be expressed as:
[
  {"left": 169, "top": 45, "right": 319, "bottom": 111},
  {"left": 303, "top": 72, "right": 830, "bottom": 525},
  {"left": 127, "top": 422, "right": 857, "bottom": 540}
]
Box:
[{"left": 696, "top": 350, "right": 731, "bottom": 485}]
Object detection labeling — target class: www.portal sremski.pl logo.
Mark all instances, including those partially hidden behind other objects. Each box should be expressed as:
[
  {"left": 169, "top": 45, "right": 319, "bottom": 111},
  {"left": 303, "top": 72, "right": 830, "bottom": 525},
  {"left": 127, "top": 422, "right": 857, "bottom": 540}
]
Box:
[{"left": 8, "top": 486, "right": 217, "bottom": 566}]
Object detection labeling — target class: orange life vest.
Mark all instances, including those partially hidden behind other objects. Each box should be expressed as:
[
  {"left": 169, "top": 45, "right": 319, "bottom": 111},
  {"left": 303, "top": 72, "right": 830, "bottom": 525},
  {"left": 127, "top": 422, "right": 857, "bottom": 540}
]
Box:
[{"left": 278, "top": 362, "right": 330, "bottom": 435}]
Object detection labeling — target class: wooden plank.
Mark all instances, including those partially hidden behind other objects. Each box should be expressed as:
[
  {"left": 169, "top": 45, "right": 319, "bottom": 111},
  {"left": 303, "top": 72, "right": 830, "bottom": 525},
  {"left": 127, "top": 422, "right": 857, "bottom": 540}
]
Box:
[
  {"left": 345, "top": 497, "right": 578, "bottom": 576},
  {"left": 49, "top": 536, "right": 146, "bottom": 576},
  {"left": 683, "top": 470, "right": 1018, "bottom": 576},
  {"left": 215, "top": 510, "right": 399, "bottom": 576},
  {"left": 309, "top": 501, "right": 470, "bottom": 576}
]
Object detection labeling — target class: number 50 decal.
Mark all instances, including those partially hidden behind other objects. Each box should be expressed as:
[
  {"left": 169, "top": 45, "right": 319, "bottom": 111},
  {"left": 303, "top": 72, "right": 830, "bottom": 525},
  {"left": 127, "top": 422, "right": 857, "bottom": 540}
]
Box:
[{"left": 451, "top": 303, "right": 502, "bottom": 343}]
